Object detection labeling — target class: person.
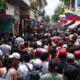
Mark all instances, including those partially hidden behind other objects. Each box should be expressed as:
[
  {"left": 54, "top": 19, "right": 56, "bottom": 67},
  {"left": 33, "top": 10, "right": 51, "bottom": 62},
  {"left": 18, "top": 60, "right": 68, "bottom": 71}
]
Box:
[
  {"left": 63, "top": 64, "right": 80, "bottom": 80},
  {"left": 39, "top": 60, "right": 63, "bottom": 80},
  {"left": 0, "top": 40, "right": 11, "bottom": 55},
  {"left": 0, "top": 57, "right": 17, "bottom": 80},
  {"left": 66, "top": 53, "right": 80, "bottom": 69},
  {"left": 17, "top": 52, "right": 33, "bottom": 80},
  {"left": 40, "top": 52, "right": 49, "bottom": 74}
]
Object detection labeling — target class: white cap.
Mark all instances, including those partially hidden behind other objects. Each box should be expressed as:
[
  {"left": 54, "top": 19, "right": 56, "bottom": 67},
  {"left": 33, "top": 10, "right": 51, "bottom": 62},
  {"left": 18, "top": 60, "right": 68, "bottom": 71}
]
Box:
[
  {"left": 9, "top": 52, "right": 20, "bottom": 59},
  {"left": 67, "top": 53, "right": 75, "bottom": 59},
  {"left": 36, "top": 41, "right": 42, "bottom": 46},
  {"left": 62, "top": 44, "right": 68, "bottom": 48},
  {"left": 33, "top": 59, "right": 42, "bottom": 68}
]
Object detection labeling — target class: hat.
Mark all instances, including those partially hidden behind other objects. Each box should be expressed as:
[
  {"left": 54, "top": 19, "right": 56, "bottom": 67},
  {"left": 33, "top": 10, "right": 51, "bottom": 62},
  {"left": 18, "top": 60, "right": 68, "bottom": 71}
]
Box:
[
  {"left": 9, "top": 52, "right": 20, "bottom": 59},
  {"left": 67, "top": 53, "right": 75, "bottom": 59},
  {"left": 62, "top": 44, "right": 68, "bottom": 48},
  {"left": 74, "top": 50, "right": 80, "bottom": 57},
  {"left": 33, "top": 59, "right": 42, "bottom": 68},
  {"left": 58, "top": 40, "right": 64, "bottom": 46},
  {"left": 36, "top": 41, "right": 42, "bottom": 46},
  {"left": 59, "top": 48, "right": 67, "bottom": 55}
]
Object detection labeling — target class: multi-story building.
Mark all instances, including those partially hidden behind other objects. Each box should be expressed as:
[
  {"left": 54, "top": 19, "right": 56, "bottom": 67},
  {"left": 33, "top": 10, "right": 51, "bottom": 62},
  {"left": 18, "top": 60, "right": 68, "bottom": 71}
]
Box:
[
  {"left": 4, "top": 0, "right": 31, "bottom": 35},
  {"left": 0, "top": 0, "right": 47, "bottom": 36}
]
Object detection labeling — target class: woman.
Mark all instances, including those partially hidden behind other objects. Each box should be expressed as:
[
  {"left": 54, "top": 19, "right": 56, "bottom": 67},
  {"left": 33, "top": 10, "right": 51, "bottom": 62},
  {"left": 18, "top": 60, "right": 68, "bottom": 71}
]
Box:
[{"left": 0, "top": 57, "right": 17, "bottom": 80}]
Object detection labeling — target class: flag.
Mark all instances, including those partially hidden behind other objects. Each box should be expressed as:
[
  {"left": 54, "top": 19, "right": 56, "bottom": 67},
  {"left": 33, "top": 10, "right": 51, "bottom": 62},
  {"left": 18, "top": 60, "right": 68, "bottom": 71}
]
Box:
[
  {"left": 64, "top": 8, "right": 80, "bottom": 20},
  {"left": 59, "top": 14, "right": 67, "bottom": 23}
]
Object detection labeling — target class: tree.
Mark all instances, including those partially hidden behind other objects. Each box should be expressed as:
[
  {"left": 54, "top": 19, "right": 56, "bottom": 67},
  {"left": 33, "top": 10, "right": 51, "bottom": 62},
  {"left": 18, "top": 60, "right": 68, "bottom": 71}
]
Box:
[
  {"left": 44, "top": 15, "right": 50, "bottom": 22},
  {"left": 51, "top": 4, "right": 64, "bottom": 22},
  {"left": 0, "top": 0, "right": 8, "bottom": 9}
]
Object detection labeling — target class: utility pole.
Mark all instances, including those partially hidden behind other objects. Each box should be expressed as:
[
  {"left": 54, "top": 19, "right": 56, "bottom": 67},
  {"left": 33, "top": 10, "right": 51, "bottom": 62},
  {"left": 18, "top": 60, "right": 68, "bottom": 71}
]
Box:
[{"left": 70, "top": 0, "right": 72, "bottom": 10}]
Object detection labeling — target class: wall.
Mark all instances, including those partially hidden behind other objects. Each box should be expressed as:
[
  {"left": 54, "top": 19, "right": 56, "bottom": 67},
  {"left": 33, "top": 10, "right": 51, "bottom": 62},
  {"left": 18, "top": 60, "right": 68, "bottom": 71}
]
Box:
[
  {"left": 30, "top": 9, "right": 35, "bottom": 19},
  {"left": 6, "top": 4, "right": 14, "bottom": 15}
]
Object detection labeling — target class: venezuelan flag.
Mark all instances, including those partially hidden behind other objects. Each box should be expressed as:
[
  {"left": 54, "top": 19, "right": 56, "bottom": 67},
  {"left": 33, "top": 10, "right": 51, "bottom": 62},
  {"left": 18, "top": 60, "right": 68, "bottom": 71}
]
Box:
[{"left": 64, "top": 9, "right": 80, "bottom": 20}]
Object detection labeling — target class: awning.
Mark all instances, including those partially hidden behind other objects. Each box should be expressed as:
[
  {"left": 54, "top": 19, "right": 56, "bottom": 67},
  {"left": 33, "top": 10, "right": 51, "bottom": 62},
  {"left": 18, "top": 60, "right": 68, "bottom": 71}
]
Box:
[{"left": 68, "top": 21, "right": 80, "bottom": 29}]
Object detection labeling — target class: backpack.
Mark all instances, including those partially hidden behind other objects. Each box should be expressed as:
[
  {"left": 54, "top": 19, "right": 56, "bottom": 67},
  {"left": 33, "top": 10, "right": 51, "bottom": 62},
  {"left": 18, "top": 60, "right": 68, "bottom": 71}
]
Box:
[{"left": 25, "top": 64, "right": 41, "bottom": 80}]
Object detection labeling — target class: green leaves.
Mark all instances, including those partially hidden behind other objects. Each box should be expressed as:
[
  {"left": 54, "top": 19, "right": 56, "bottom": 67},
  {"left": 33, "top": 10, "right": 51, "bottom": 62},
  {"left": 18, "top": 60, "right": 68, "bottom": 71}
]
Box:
[
  {"left": 0, "top": 0, "right": 8, "bottom": 9},
  {"left": 51, "top": 4, "right": 64, "bottom": 22}
]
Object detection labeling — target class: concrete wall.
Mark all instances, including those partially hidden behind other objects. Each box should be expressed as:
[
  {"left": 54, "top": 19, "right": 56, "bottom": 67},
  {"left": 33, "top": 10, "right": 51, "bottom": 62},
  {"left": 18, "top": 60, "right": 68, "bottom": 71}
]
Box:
[
  {"left": 6, "top": 4, "right": 14, "bottom": 15},
  {"left": 20, "top": 9, "right": 30, "bottom": 16},
  {"left": 30, "top": 10, "right": 35, "bottom": 19}
]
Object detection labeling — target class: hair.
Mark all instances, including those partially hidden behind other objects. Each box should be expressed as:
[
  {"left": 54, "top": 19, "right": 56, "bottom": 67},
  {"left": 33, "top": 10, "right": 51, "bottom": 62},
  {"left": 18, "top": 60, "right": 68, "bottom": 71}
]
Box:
[
  {"left": 49, "top": 60, "right": 58, "bottom": 72},
  {"left": 63, "top": 65, "right": 80, "bottom": 80},
  {"left": 23, "top": 52, "right": 31, "bottom": 62},
  {"left": 40, "top": 52, "right": 49, "bottom": 61}
]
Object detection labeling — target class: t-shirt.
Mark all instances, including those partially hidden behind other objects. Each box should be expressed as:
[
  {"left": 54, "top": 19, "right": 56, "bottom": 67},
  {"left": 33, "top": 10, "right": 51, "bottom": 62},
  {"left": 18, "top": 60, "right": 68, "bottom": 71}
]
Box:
[
  {"left": 39, "top": 72, "right": 63, "bottom": 80},
  {"left": 42, "top": 61, "right": 49, "bottom": 74},
  {"left": 17, "top": 63, "right": 33, "bottom": 80},
  {"left": 0, "top": 44, "right": 11, "bottom": 55}
]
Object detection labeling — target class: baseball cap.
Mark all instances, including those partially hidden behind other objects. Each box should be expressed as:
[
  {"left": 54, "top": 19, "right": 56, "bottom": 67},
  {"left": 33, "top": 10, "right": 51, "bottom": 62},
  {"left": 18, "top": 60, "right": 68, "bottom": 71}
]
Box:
[
  {"left": 58, "top": 40, "right": 64, "bottom": 46},
  {"left": 62, "top": 44, "right": 68, "bottom": 48},
  {"left": 9, "top": 52, "right": 20, "bottom": 59},
  {"left": 59, "top": 48, "right": 67, "bottom": 55},
  {"left": 36, "top": 41, "right": 42, "bottom": 46},
  {"left": 74, "top": 50, "right": 80, "bottom": 58},
  {"left": 33, "top": 59, "right": 42, "bottom": 69},
  {"left": 67, "top": 53, "right": 75, "bottom": 59}
]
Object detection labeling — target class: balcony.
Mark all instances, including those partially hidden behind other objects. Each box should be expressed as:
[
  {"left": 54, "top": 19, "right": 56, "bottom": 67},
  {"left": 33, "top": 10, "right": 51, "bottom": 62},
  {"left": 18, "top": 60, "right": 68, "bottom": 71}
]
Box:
[{"left": 6, "top": 0, "right": 31, "bottom": 8}]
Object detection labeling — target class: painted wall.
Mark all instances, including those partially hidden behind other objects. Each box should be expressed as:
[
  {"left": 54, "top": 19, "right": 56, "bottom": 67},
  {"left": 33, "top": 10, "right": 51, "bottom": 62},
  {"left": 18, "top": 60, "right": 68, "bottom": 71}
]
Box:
[
  {"left": 6, "top": 4, "right": 14, "bottom": 15},
  {"left": 0, "top": 18, "right": 13, "bottom": 32}
]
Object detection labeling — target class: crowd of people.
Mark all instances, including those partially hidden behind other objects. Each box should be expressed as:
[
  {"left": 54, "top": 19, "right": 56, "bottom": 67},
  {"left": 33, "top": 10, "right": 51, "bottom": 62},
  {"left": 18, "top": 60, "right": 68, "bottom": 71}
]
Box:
[{"left": 0, "top": 23, "right": 80, "bottom": 80}]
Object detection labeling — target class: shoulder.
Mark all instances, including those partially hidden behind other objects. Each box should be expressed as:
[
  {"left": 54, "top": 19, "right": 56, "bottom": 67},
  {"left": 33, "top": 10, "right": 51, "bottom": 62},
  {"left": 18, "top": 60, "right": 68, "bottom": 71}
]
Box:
[
  {"left": 40, "top": 73, "right": 52, "bottom": 80},
  {"left": 17, "top": 64, "right": 28, "bottom": 72},
  {"left": 56, "top": 74, "right": 63, "bottom": 80},
  {"left": 10, "top": 68, "right": 17, "bottom": 75}
]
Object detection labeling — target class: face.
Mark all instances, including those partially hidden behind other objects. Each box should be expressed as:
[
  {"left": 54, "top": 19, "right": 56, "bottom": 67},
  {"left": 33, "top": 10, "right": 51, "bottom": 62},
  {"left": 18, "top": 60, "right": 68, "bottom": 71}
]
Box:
[{"left": 12, "top": 58, "right": 19, "bottom": 65}]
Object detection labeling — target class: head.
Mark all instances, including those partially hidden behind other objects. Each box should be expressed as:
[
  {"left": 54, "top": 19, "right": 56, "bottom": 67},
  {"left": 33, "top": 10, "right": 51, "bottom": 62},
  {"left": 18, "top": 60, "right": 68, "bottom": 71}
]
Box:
[
  {"left": 67, "top": 53, "right": 75, "bottom": 63},
  {"left": 33, "top": 59, "right": 42, "bottom": 70},
  {"left": 63, "top": 65, "right": 79, "bottom": 80},
  {"left": 23, "top": 52, "right": 31, "bottom": 63},
  {"left": 49, "top": 60, "right": 58, "bottom": 72},
  {"left": 59, "top": 48, "right": 67, "bottom": 60},
  {"left": 40, "top": 52, "right": 49, "bottom": 61},
  {"left": 9, "top": 52, "right": 20, "bottom": 65}
]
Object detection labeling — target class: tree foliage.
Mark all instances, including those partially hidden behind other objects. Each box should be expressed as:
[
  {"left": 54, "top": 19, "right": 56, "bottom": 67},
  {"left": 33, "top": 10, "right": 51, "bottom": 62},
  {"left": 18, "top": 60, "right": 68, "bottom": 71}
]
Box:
[
  {"left": 0, "top": 0, "right": 8, "bottom": 9},
  {"left": 51, "top": 4, "right": 64, "bottom": 22}
]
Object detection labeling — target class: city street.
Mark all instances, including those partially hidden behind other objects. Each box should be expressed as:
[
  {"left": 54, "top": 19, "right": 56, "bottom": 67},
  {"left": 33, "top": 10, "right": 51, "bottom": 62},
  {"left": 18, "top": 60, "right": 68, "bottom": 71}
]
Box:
[{"left": 0, "top": 0, "right": 80, "bottom": 80}]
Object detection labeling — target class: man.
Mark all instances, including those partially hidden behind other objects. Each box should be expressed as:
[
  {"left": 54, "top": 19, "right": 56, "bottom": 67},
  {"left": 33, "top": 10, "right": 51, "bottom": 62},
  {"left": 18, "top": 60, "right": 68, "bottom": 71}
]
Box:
[
  {"left": 39, "top": 60, "right": 63, "bottom": 80},
  {"left": 17, "top": 52, "right": 33, "bottom": 80},
  {"left": 63, "top": 64, "right": 80, "bottom": 80}
]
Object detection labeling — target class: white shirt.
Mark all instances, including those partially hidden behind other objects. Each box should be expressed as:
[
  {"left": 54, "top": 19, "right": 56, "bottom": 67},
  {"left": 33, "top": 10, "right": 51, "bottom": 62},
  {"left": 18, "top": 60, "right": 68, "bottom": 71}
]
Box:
[
  {"left": 17, "top": 63, "right": 33, "bottom": 80},
  {"left": 0, "top": 44, "right": 11, "bottom": 55},
  {"left": 42, "top": 61, "right": 49, "bottom": 74}
]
